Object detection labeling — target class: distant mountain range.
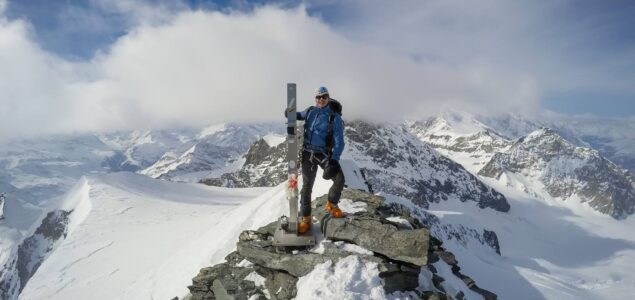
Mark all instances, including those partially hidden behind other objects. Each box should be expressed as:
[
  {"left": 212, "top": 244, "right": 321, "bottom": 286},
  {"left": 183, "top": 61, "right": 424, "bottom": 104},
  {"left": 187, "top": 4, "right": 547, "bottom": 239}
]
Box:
[{"left": 1, "top": 111, "right": 634, "bottom": 299}]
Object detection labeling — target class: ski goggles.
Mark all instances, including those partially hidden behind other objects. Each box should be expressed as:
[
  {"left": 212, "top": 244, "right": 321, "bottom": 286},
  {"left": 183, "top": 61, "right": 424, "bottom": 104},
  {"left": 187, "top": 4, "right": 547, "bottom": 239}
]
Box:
[{"left": 315, "top": 94, "right": 329, "bottom": 100}]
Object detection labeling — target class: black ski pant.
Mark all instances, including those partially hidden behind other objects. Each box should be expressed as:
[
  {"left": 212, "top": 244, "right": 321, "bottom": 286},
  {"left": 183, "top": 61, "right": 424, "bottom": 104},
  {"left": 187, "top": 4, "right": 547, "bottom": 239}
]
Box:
[{"left": 300, "top": 150, "right": 345, "bottom": 217}]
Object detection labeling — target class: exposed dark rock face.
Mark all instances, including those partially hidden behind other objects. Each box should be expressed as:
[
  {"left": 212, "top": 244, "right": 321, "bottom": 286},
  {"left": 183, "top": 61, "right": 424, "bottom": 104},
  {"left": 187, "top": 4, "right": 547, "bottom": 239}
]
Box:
[
  {"left": 188, "top": 251, "right": 267, "bottom": 300},
  {"left": 482, "top": 230, "right": 501, "bottom": 255},
  {"left": 0, "top": 256, "right": 19, "bottom": 300},
  {"left": 0, "top": 209, "right": 72, "bottom": 299},
  {"left": 253, "top": 266, "right": 297, "bottom": 300},
  {"left": 187, "top": 190, "right": 498, "bottom": 300},
  {"left": 385, "top": 200, "right": 503, "bottom": 256},
  {"left": 346, "top": 121, "right": 510, "bottom": 213},
  {"left": 203, "top": 121, "right": 510, "bottom": 215},
  {"left": 141, "top": 124, "right": 279, "bottom": 181},
  {"left": 479, "top": 128, "right": 635, "bottom": 219},
  {"left": 200, "top": 138, "right": 288, "bottom": 188},
  {"left": 428, "top": 237, "right": 498, "bottom": 300},
  {"left": 17, "top": 210, "right": 71, "bottom": 292}
]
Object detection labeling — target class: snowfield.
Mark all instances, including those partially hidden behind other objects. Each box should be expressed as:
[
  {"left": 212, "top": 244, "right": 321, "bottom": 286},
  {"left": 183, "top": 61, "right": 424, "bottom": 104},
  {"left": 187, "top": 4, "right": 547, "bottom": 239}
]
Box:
[
  {"left": 17, "top": 172, "right": 334, "bottom": 300},
  {"left": 4, "top": 116, "right": 635, "bottom": 300},
  {"left": 20, "top": 171, "right": 635, "bottom": 300},
  {"left": 421, "top": 176, "right": 635, "bottom": 300},
  {"left": 19, "top": 173, "right": 272, "bottom": 299}
]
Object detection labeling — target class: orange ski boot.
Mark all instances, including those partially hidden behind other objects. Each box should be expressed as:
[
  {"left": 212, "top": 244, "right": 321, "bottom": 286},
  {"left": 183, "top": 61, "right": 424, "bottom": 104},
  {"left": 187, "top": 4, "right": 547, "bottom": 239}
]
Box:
[
  {"left": 326, "top": 200, "right": 345, "bottom": 218},
  {"left": 298, "top": 215, "right": 312, "bottom": 234}
]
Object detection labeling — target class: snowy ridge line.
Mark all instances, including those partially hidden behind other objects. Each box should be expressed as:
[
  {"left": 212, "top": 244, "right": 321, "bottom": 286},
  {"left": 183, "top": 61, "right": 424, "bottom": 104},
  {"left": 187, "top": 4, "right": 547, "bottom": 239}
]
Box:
[
  {"left": 411, "top": 112, "right": 635, "bottom": 219},
  {"left": 0, "top": 177, "right": 94, "bottom": 300},
  {"left": 17, "top": 172, "right": 290, "bottom": 300},
  {"left": 140, "top": 123, "right": 283, "bottom": 182},
  {"left": 478, "top": 127, "right": 635, "bottom": 219}
]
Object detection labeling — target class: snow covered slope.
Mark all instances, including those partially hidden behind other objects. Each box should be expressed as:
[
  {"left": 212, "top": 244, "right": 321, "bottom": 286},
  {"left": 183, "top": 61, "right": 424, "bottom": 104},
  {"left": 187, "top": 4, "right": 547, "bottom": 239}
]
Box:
[
  {"left": 18, "top": 172, "right": 299, "bottom": 300},
  {"left": 4, "top": 118, "right": 635, "bottom": 300},
  {"left": 544, "top": 115, "right": 635, "bottom": 174},
  {"left": 408, "top": 113, "right": 511, "bottom": 174},
  {"left": 476, "top": 113, "right": 635, "bottom": 174},
  {"left": 99, "top": 129, "right": 199, "bottom": 172},
  {"left": 409, "top": 112, "right": 635, "bottom": 219},
  {"left": 206, "top": 119, "right": 511, "bottom": 211},
  {"left": 140, "top": 123, "right": 282, "bottom": 182},
  {"left": 479, "top": 128, "right": 635, "bottom": 219},
  {"left": 344, "top": 120, "right": 509, "bottom": 212},
  {"left": 419, "top": 179, "right": 635, "bottom": 300}
]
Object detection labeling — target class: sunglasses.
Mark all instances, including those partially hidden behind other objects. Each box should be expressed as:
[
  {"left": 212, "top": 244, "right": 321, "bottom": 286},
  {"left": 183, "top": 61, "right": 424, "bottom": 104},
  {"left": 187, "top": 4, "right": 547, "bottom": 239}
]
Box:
[{"left": 315, "top": 95, "right": 329, "bottom": 100}]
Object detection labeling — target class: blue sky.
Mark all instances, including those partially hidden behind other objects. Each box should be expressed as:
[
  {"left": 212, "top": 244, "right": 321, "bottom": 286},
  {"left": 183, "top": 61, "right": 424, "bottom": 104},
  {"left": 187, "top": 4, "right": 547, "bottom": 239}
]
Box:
[{"left": 1, "top": 0, "right": 634, "bottom": 139}]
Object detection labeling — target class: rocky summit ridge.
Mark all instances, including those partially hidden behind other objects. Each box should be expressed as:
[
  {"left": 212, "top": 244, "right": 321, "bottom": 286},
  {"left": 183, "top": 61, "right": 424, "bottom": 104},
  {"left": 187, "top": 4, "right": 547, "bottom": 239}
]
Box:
[{"left": 184, "top": 189, "right": 497, "bottom": 300}]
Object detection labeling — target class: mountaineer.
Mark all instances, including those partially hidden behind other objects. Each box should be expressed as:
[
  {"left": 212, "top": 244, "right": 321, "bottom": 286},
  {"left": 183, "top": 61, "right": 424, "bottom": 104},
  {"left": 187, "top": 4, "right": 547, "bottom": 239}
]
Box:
[{"left": 291, "top": 86, "right": 346, "bottom": 233}]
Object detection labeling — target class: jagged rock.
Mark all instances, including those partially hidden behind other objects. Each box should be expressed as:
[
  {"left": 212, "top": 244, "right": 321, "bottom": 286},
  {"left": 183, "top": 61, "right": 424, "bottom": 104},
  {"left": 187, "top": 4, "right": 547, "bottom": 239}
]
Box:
[
  {"left": 472, "top": 286, "right": 498, "bottom": 300},
  {"left": 201, "top": 130, "right": 294, "bottom": 188},
  {"left": 320, "top": 215, "right": 429, "bottom": 266},
  {"left": 236, "top": 225, "right": 383, "bottom": 277},
  {"left": 345, "top": 121, "right": 510, "bottom": 213},
  {"left": 432, "top": 274, "right": 446, "bottom": 291},
  {"left": 254, "top": 266, "right": 297, "bottom": 300},
  {"left": 11, "top": 209, "right": 72, "bottom": 294},
  {"left": 483, "top": 230, "right": 501, "bottom": 255},
  {"left": 455, "top": 291, "right": 466, "bottom": 300},
  {"left": 212, "top": 277, "right": 262, "bottom": 300},
  {"left": 189, "top": 190, "right": 498, "bottom": 300},
  {"left": 237, "top": 237, "right": 329, "bottom": 277},
  {"left": 421, "top": 291, "right": 449, "bottom": 300},
  {"left": 313, "top": 191, "right": 429, "bottom": 266},
  {"left": 188, "top": 252, "right": 265, "bottom": 300},
  {"left": 380, "top": 269, "right": 420, "bottom": 294},
  {"left": 437, "top": 251, "right": 457, "bottom": 266}
]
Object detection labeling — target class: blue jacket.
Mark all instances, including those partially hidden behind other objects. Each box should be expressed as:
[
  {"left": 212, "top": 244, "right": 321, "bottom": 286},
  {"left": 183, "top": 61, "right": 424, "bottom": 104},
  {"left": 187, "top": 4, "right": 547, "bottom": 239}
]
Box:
[{"left": 297, "top": 105, "right": 345, "bottom": 161}]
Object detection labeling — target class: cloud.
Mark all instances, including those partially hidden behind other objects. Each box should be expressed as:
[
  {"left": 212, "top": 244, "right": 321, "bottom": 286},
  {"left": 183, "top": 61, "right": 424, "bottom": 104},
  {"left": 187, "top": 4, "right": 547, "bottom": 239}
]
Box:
[
  {"left": 311, "top": 0, "right": 635, "bottom": 97},
  {"left": 1, "top": 3, "right": 546, "bottom": 141},
  {"left": 0, "top": 16, "right": 99, "bottom": 140}
]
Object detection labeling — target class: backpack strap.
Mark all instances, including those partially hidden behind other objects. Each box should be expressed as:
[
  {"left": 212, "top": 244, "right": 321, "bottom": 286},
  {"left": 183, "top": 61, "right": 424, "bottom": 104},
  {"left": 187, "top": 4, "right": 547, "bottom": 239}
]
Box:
[
  {"left": 325, "top": 111, "right": 336, "bottom": 157},
  {"left": 304, "top": 106, "right": 315, "bottom": 128}
]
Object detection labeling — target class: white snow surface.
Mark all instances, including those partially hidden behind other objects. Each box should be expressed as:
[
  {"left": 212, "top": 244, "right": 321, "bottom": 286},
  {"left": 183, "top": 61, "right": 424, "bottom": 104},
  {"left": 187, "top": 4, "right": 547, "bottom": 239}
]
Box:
[
  {"left": 420, "top": 178, "right": 635, "bottom": 300},
  {"left": 18, "top": 171, "right": 336, "bottom": 300},
  {"left": 295, "top": 255, "right": 386, "bottom": 300},
  {"left": 6, "top": 119, "right": 635, "bottom": 300},
  {"left": 262, "top": 134, "right": 285, "bottom": 147},
  {"left": 18, "top": 172, "right": 284, "bottom": 300}
]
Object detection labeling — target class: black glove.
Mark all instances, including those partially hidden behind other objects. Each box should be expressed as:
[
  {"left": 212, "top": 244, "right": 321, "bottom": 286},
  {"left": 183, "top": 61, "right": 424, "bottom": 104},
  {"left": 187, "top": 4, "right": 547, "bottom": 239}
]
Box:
[
  {"left": 284, "top": 108, "right": 288, "bottom": 118},
  {"left": 322, "top": 159, "right": 341, "bottom": 180}
]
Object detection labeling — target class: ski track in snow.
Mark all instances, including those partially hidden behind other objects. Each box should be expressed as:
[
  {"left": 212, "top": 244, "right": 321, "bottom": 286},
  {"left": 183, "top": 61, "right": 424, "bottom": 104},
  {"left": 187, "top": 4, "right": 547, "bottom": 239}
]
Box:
[{"left": 59, "top": 241, "right": 115, "bottom": 272}]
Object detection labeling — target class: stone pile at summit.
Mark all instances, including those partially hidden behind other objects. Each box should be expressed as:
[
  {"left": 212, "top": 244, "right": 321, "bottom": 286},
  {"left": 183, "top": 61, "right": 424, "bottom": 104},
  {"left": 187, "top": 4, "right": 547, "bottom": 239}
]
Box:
[{"left": 185, "top": 189, "right": 497, "bottom": 300}]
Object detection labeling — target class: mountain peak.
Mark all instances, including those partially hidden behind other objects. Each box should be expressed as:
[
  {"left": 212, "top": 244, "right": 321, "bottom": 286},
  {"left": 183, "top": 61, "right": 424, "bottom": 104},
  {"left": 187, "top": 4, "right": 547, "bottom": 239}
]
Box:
[
  {"left": 198, "top": 123, "right": 228, "bottom": 139},
  {"left": 479, "top": 127, "right": 635, "bottom": 219}
]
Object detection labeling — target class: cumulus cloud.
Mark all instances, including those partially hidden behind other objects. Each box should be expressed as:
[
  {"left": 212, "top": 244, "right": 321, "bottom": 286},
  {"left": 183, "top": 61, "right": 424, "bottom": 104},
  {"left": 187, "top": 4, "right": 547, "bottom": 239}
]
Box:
[{"left": 1, "top": 3, "right": 545, "bottom": 141}]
